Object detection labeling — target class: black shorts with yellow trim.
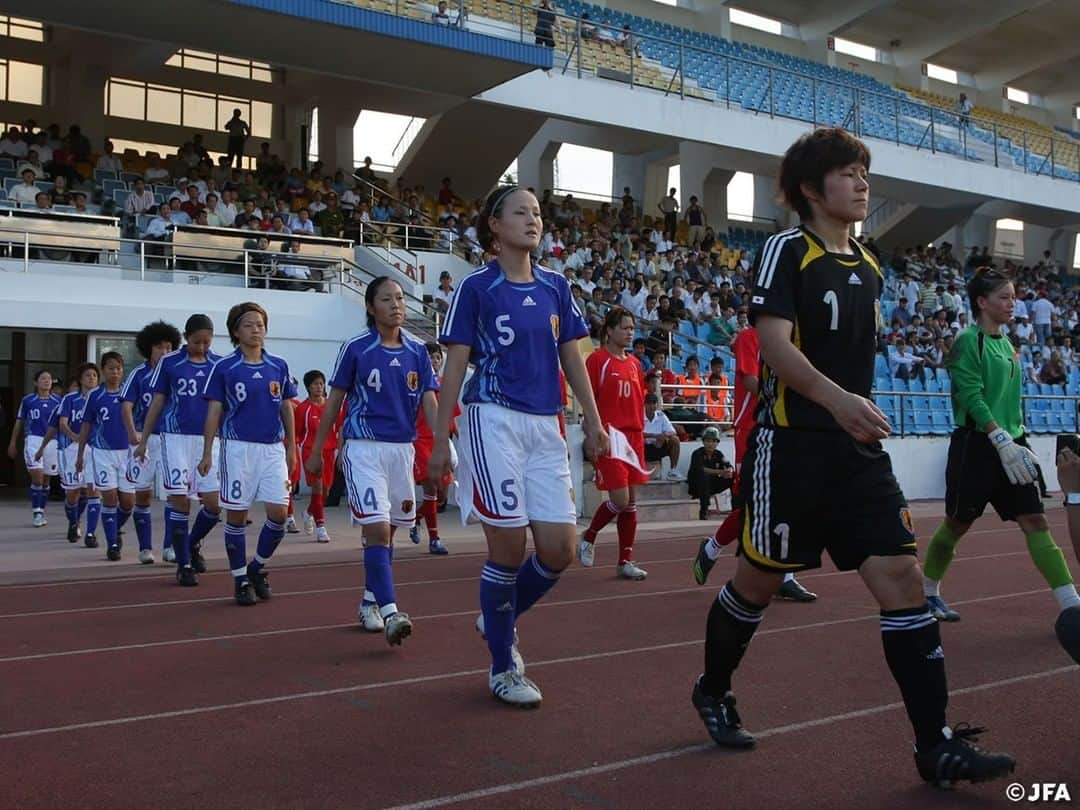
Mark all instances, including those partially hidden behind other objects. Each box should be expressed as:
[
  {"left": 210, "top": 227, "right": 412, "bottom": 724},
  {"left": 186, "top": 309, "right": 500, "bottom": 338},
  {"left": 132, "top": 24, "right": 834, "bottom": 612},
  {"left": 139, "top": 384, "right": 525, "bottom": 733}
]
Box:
[
  {"left": 737, "top": 426, "right": 917, "bottom": 573},
  {"left": 945, "top": 428, "right": 1043, "bottom": 523}
]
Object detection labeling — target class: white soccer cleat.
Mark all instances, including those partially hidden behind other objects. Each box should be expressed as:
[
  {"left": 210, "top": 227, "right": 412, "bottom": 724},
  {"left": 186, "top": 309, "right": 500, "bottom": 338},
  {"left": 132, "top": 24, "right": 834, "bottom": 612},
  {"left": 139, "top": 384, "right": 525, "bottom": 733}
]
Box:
[
  {"left": 302, "top": 510, "right": 315, "bottom": 535},
  {"left": 162, "top": 547, "right": 176, "bottom": 563},
  {"left": 32, "top": 512, "right": 46, "bottom": 528},
  {"left": 138, "top": 549, "right": 156, "bottom": 565},
  {"left": 284, "top": 515, "right": 299, "bottom": 534},
  {"left": 475, "top": 613, "right": 525, "bottom": 674},
  {"left": 489, "top": 669, "right": 542, "bottom": 708},
  {"left": 315, "top": 526, "right": 330, "bottom": 543},
  {"left": 577, "top": 538, "right": 595, "bottom": 567},
  {"left": 384, "top": 612, "right": 413, "bottom": 646},
  {"left": 666, "top": 470, "right": 685, "bottom": 481},
  {"left": 358, "top": 603, "right": 385, "bottom": 632},
  {"left": 617, "top": 561, "right": 648, "bottom": 580}
]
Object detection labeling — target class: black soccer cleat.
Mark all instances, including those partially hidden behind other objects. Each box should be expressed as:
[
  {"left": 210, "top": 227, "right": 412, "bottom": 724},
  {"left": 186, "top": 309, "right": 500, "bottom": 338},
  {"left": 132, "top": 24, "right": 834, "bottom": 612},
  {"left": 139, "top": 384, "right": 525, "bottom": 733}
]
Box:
[
  {"left": 234, "top": 579, "right": 257, "bottom": 606},
  {"left": 691, "top": 675, "right": 755, "bottom": 749},
  {"left": 914, "top": 724, "right": 1016, "bottom": 789},
  {"left": 106, "top": 544, "right": 121, "bottom": 562},
  {"left": 84, "top": 532, "right": 98, "bottom": 549},
  {"left": 66, "top": 524, "right": 79, "bottom": 543},
  {"left": 248, "top": 567, "right": 272, "bottom": 600},
  {"left": 192, "top": 543, "right": 207, "bottom": 574},
  {"left": 776, "top": 577, "right": 817, "bottom": 602},
  {"left": 175, "top": 566, "right": 199, "bottom": 587},
  {"left": 1055, "top": 605, "right": 1080, "bottom": 665},
  {"left": 693, "top": 537, "right": 717, "bottom": 586}
]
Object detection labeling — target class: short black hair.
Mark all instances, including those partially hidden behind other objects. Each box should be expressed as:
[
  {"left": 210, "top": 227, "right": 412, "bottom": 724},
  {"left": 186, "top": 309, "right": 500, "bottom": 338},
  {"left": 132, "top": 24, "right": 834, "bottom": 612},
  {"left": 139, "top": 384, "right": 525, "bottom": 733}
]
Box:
[
  {"left": 425, "top": 342, "right": 443, "bottom": 357},
  {"left": 302, "top": 369, "right": 325, "bottom": 389},
  {"left": 100, "top": 351, "right": 124, "bottom": 369},
  {"left": 185, "top": 313, "right": 214, "bottom": 337},
  {"left": 226, "top": 302, "right": 268, "bottom": 345},
  {"left": 135, "top": 320, "right": 181, "bottom": 360},
  {"left": 779, "top": 127, "right": 871, "bottom": 220},
  {"left": 75, "top": 361, "right": 99, "bottom": 383}
]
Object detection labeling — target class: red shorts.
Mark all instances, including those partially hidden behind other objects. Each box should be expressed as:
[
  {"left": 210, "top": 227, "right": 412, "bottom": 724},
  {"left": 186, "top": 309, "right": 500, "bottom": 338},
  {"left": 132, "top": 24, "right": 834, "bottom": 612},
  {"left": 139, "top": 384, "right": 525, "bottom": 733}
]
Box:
[
  {"left": 414, "top": 438, "right": 453, "bottom": 488},
  {"left": 298, "top": 447, "right": 336, "bottom": 490},
  {"left": 594, "top": 428, "right": 651, "bottom": 491},
  {"left": 732, "top": 426, "right": 753, "bottom": 498}
]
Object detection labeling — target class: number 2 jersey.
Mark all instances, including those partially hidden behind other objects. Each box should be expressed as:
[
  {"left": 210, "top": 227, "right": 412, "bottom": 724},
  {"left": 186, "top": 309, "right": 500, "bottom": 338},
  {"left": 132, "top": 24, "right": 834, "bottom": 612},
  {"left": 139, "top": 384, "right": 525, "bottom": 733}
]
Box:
[
  {"left": 149, "top": 347, "right": 223, "bottom": 436},
  {"left": 749, "top": 225, "right": 882, "bottom": 432},
  {"left": 203, "top": 350, "right": 297, "bottom": 444},
  {"left": 586, "top": 348, "right": 644, "bottom": 433}
]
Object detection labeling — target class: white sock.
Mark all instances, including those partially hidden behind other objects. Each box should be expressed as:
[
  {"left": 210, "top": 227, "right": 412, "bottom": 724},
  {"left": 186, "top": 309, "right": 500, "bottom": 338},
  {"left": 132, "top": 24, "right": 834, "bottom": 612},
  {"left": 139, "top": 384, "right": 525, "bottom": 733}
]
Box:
[
  {"left": 924, "top": 576, "right": 941, "bottom": 597},
  {"left": 783, "top": 572, "right": 794, "bottom": 583},
  {"left": 705, "top": 537, "right": 722, "bottom": 560},
  {"left": 1052, "top": 584, "right": 1080, "bottom": 611}
]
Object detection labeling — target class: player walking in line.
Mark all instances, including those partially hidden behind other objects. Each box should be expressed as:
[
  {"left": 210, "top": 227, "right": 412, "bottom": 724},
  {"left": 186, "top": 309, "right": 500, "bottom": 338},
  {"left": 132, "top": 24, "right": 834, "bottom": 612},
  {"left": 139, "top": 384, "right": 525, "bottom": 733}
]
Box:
[
  {"left": 922, "top": 267, "right": 1080, "bottom": 661},
  {"left": 693, "top": 324, "right": 816, "bottom": 601},
  {"left": 409, "top": 342, "right": 457, "bottom": 555},
  {"left": 307, "top": 277, "right": 439, "bottom": 645},
  {"left": 577, "top": 306, "right": 649, "bottom": 580},
  {"left": 199, "top": 303, "right": 297, "bottom": 606},
  {"left": 7, "top": 369, "right": 60, "bottom": 527},
  {"left": 429, "top": 186, "right": 609, "bottom": 708},
  {"left": 39, "top": 365, "right": 99, "bottom": 544},
  {"left": 138, "top": 314, "right": 223, "bottom": 586},
  {"left": 294, "top": 369, "right": 342, "bottom": 544},
  {"left": 691, "top": 128, "right": 1016, "bottom": 787},
  {"left": 76, "top": 353, "right": 131, "bottom": 561},
  {"left": 121, "top": 321, "right": 181, "bottom": 564}
]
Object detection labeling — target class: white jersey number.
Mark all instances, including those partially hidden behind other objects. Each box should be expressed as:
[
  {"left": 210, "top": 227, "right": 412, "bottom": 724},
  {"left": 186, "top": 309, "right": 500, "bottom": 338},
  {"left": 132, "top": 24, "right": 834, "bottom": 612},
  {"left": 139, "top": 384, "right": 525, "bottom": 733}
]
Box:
[
  {"left": 495, "top": 314, "right": 515, "bottom": 346},
  {"left": 367, "top": 369, "right": 382, "bottom": 393}
]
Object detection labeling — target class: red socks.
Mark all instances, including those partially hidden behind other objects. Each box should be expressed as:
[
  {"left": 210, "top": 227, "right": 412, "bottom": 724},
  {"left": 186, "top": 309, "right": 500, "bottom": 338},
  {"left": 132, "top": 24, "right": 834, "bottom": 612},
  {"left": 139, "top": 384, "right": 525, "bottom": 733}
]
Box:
[
  {"left": 309, "top": 492, "right": 325, "bottom": 526},
  {"left": 584, "top": 500, "right": 620, "bottom": 543},
  {"left": 419, "top": 494, "right": 439, "bottom": 539},
  {"left": 617, "top": 501, "right": 637, "bottom": 564},
  {"left": 287, "top": 492, "right": 294, "bottom": 517},
  {"left": 714, "top": 507, "right": 743, "bottom": 547}
]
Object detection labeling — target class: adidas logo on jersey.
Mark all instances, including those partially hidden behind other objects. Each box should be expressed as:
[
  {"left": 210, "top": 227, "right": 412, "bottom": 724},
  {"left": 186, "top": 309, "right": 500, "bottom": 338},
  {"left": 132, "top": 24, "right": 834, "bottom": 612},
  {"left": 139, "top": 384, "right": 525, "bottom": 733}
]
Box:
[
  {"left": 522, "top": 295, "right": 537, "bottom": 307},
  {"left": 252, "top": 371, "right": 263, "bottom": 379},
  {"left": 926, "top": 645, "right": 944, "bottom": 661},
  {"left": 848, "top": 273, "right": 862, "bottom": 286},
  {"left": 196, "top": 370, "right": 205, "bottom": 377},
  {"left": 389, "top": 358, "right": 401, "bottom": 367}
]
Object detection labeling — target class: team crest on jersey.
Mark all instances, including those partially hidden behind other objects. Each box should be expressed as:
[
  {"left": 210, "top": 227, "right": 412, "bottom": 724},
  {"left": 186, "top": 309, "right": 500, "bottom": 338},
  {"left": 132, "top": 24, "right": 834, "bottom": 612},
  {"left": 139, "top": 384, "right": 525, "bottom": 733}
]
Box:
[
  {"left": 899, "top": 508, "right": 914, "bottom": 536},
  {"left": 406, "top": 371, "right": 419, "bottom": 391},
  {"left": 269, "top": 381, "right": 282, "bottom": 398},
  {"left": 550, "top": 315, "right": 560, "bottom": 339},
  {"left": 402, "top": 500, "right": 414, "bottom": 514}
]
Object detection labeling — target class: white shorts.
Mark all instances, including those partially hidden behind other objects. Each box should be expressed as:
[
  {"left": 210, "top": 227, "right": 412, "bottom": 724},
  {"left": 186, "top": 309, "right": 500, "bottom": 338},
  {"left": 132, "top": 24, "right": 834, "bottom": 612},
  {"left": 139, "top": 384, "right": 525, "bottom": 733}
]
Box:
[
  {"left": 24, "top": 435, "right": 58, "bottom": 475},
  {"left": 457, "top": 403, "right": 575, "bottom": 528},
  {"left": 126, "top": 434, "right": 161, "bottom": 491},
  {"left": 58, "top": 444, "right": 84, "bottom": 491},
  {"left": 91, "top": 447, "right": 132, "bottom": 493},
  {"left": 159, "top": 433, "right": 220, "bottom": 497},
  {"left": 342, "top": 440, "right": 416, "bottom": 527},
  {"left": 219, "top": 439, "right": 289, "bottom": 511}
]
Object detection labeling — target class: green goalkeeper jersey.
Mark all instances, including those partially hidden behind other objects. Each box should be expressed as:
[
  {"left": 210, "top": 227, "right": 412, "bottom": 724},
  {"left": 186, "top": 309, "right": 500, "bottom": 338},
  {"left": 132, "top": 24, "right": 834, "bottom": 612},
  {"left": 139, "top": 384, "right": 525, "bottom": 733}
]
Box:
[{"left": 947, "top": 325, "right": 1024, "bottom": 438}]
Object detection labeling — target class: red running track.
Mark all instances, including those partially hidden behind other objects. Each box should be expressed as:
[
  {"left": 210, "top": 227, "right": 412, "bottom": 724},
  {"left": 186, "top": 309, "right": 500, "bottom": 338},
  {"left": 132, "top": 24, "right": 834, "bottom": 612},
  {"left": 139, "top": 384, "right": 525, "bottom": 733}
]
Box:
[{"left": 0, "top": 512, "right": 1077, "bottom": 809}]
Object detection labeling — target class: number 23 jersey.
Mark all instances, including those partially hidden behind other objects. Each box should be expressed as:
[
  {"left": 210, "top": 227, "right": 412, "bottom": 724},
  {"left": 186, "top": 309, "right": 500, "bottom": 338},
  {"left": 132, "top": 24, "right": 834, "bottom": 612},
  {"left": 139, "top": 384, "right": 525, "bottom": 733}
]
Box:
[{"left": 749, "top": 226, "right": 882, "bottom": 432}]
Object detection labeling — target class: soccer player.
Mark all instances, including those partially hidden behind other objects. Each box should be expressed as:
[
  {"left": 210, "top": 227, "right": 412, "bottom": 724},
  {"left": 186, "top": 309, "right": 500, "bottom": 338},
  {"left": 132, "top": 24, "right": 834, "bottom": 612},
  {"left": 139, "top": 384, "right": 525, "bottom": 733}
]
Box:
[
  {"left": 199, "top": 303, "right": 297, "bottom": 606},
  {"left": 409, "top": 342, "right": 456, "bottom": 555},
  {"left": 39, "top": 365, "right": 99, "bottom": 544},
  {"left": 691, "top": 129, "right": 1015, "bottom": 787},
  {"left": 429, "top": 186, "right": 609, "bottom": 708},
  {"left": 121, "top": 321, "right": 181, "bottom": 564},
  {"left": 294, "top": 369, "right": 342, "bottom": 543},
  {"left": 922, "top": 267, "right": 1080, "bottom": 653},
  {"left": 137, "top": 314, "right": 223, "bottom": 586},
  {"left": 76, "top": 352, "right": 131, "bottom": 561},
  {"left": 693, "top": 324, "right": 816, "bottom": 602},
  {"left": 7, "top": 370, "right": 60, "bottom": 527},
  {"left": 307, "top": 277, "right": 438, "bottom": 644},
  {"left": 577, "top": 306, "right": 649, "bottom": 580}
]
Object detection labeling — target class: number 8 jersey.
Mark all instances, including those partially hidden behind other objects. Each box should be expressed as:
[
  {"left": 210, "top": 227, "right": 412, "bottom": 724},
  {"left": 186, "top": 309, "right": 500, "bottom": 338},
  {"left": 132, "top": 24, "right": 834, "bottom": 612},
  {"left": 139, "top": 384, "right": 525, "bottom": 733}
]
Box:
[
  {"left": 749, "top": 226, "right": 882, "bottom": 432},
  {"left": 202, "top": 350, "right": 297, "bottom": 443}
]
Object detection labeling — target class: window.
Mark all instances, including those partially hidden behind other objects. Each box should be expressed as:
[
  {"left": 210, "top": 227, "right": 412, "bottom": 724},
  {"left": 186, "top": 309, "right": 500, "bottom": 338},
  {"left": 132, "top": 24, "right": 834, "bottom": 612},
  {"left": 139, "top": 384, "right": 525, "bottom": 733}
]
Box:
[
  {"left": 165, "top": 49, "right": 273, "bottom": 83},
  {"left": 502, "top": 158, "right": 518, "bottom": 185},
  {"left": 994, "top": 218, "right": 1023, "bottom": 259},
  {"left": 728, "top": 171, "right": 754, "bottom": 222},
  {"left": 307, "top": 107, "right": 319, "bottom": 165},
  {"left": 1006, "top": 86, "right": 1030, "bottom": 105},
  {"left": 925, "top": 63, "right": 958, "bottom": 84},
  {"left": 0, "top": 16, "right": 44, "bottom": 42},
  {"left": 104, "top": 78, "right": 273, "bottom": 138},
  {"left": 554, "top": 144, "right": 613, "bottom": 201},
  {"left": 667, "top": 165, "right": 680, "bottom": 200},
  {"left": 651, "top": 0, "right": 677, "bottom": 5},
  {"left": 1073, "top": 235, "right": 1080, "bottom": 270},
  {"left": 0, "top": 59, "right": 43, "bottom": 105},
  {"left": 353, "top": 111, "right": 424, "bottom": 172},
  {"left": 729, "top": 8, "right": 782, "bottom": 35},
  {"left": 833, "top": 37, "right": 877, "bottom": 62}
]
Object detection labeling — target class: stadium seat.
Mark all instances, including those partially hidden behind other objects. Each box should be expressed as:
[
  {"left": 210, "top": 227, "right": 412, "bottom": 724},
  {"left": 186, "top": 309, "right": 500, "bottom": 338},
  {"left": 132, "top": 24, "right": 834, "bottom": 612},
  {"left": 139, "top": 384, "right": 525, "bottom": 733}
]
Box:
[
  {"left": 103, "top": 179, "right": 126, "bottom": 197},
  {"left": 907, "top": 378, "right": 924, "bottom": 392},
  {"left": 94, "top": 169, "right": 118, "bottom": 183},
  {"left": 930, "top": 411, "right": 951, "bottom": 435}
]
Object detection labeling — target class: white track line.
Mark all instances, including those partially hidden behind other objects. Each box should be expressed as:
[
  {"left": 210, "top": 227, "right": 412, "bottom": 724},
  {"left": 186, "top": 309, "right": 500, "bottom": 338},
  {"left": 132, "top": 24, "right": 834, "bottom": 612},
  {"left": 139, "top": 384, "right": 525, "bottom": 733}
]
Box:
[
  {"left": 381, "top": 664, "right": 1077, "bottom": 810},
  {"left": 0, "top": 586, "right": 1054, "bottom": 737}
]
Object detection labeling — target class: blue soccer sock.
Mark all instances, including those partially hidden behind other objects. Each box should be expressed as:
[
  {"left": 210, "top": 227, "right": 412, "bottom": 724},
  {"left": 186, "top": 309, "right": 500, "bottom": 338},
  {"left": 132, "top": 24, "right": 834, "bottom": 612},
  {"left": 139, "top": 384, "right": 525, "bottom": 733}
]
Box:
[
  {"left": 481, "top": 561, "right": 518, "bottom": 674},
  {"left": 133, "top": 505, "right": 152, "bottom": 551},
  {"left": 77, "top": 495, "right": 88, "bottom": 522},
  {"left": 388, "top": 543, "right": 394, "bottom": 565},
  {"left": 86, "top": 497, "right": 101, "bottom": 535},
  {"left": 101, "top": 505, "right": 118, "bottom": 548},
  {"left": 169, "top": 509, "right": 191, "bottom": 568},
  {"left": 28, "top": 485, "right": 36, "bottom": 510},
  {"left": 31, "top": 485, "right": 46, "bottom": 512},
  {"left": 189, "top": 506, "right": 220, "bottom": 549},
  {"left": 248, "top": 520, "right": 285, "bottom": 575},
  {"left": 161, "top": 505, "right": 174, "bottom": 552},
  {"left": 514, "top": 554, "right": 561, "bottom": 618},
  {"left": 64, "top": 500, "right": 78, "bottom": 526},
  {"left": 117, "top": 506, "right": 132, "bottom": 532},
  {"left": 363, "top": 545, "right": 398, "bottom": 617},
  {"left": 224, "top": 522, "right": 248, "bottom": 580}
]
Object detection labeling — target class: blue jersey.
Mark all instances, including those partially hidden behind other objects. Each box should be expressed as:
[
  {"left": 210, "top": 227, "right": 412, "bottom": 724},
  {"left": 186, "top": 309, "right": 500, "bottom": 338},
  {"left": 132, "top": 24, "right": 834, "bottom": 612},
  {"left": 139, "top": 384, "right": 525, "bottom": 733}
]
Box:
[
  {"left": 330, "top": 329, "right": 439, "bottom": 443},
  {"left": 55, "top": 391, "right": 89, "bottom": 451},
  {"left": 83, "top": 386, "right": 129, "bottom": 450},
  {"left": 17, "top": 393, "right": 61, "bottom": 437},
  {"left": 121, "top": 362, "right": 158, "bottom": 435},
  {"left": 203, "top": 350, "right": 297, "bottom": 444},
  {"left": 150, "top": 348, "right": 223, "bottom": 436},
  {"left": 440, "top": 261, "right": 588, "bottom": 415}
]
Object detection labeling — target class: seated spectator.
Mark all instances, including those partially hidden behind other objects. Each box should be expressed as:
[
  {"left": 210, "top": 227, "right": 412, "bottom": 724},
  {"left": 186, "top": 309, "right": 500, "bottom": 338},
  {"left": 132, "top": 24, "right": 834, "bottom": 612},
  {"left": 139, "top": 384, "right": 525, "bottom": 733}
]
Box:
[
  {"left": 315, "top": 193, "right": 345, "bottom": 238},
  {"left": 267, "top": 213, "right": 291, "bottom": 236},
  {"left": 1025, "top": 350, "right": 1044, "bottom": 383},
  {"left": 645, "top": 316, "right": 676, "bottom": 359},
  {"left": 340, "top": 184, "right": 361, "bottom": 212},
  {"left": 180, "top": 185, "right": 204, "bottom": 219},
  {"left": 580, "top": 12, "right": 597, "bottom": 39},
  {"left": 15, "top": 150, "right": 47, "bottom": 181},
  {"left": 95, "top": 140, "right": 123, "bottom": 174},
  {"left": 687, "top": 427, "right": 733, "bottom": 520},
  {"left": 168, "top": 197, "right": 192, "bottom": 226},
  {"left": 143, "top": 154, "right": 170, "bottom": 184},
  {"left": 125, "top": 178, "right": 157, "bottom": 222},
  {"left": 275, "top": 240, "right": 321, "bottom": 291},
  {"left": 70, "top": 190, "right": 89, "bottom": 215},
  {"left": 1040, "top": 350, "right": 1067, "bottom": 386},
  {"left": 705, "top": 357, "right": 730, "bottom": 424},
  {"left": 32, "top": 190, "right": 52, "bottom": 212},
  {"left": 645, "top": 351, "right": 678, "bottom": 402},
  {"left": 10, "top": 168, "right": 41, "bottom": 206},
  {"left": 49, "top": 175, "right": 72, "bottom": 206},
  {"left": 643, "top": 393, "right": 681, "bottom": 478},
  {"left": 585, "top": 286, "right": 610, "bottom": 337},
  {"left": 288, "top": 207, "right": 315, "bottom": 235},
  {"left": 707, "top": 302, "right": 736, "bottom": 346},
  {"left": 676, "top": 355, "right": 707, "bottom": 406},
  {"left": 433, "top": 270, "right": 454, "bottom": 313},
  {"left": 888, "top": 337, "right": 924, "bottom": 382},
  {"left": 0, "top": 127, "right": 26, "bottom": 157}
]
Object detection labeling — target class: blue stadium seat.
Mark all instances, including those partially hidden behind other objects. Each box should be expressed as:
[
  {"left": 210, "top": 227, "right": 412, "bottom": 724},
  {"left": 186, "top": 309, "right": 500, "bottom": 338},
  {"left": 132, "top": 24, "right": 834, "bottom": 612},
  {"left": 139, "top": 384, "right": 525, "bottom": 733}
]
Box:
[
  {"left": 930, "top": 395, "right": 949, "bottom": 411},
  {"left": 120, "top": 172, "right": 142, "bottom": 186},
  {"left": 913, "top": 411, "right": 932, "bottom": 435},
  {"left": 907, "top": 378, "right": 924, "bottom": 392},
  {"left": 930, "top": 411, "right": 951, "bottom": 435},
  {"left": 103, "top": 179, "right": 126, "bottom": 197},
  {"left": 93, "top": 169, "right": 117, "bottom": 182},
  {"left": 1062, "top": 411, "right": 1078, "bottom": 432},
  {"left": 0, "top": 157, "right": 13, "bottom": 171},
  {"left": 1027, "top": 412, "right": 1049, "bottom": 434},
  {"left": 937, "top": 373, "right": 951, "bottom": 393}
]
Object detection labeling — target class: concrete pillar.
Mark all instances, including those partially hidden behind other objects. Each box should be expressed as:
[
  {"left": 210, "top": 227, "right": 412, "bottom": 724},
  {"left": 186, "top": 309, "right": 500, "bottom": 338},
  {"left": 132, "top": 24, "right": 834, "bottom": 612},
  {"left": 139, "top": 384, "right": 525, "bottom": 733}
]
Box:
[
  {"left": 612, "top": 153, "right": 646, "bottom": 208},
  {"left": 316, "top": 105, "right": 359, "bottom": 175},
  {"left": 678, "top": 141, "right": 734, "bottom": 233},
  {"left": 281, "top": 104, "right": 309, "bottom": 168},
  {"left": 53, "top": 62, "right": 108, "bottom": 150},
  {"left": 751, "top": 173, "right": 784, "bottom": 227},
  {"left": 515, "top": 134, "right": 558, "bottom": 193}
]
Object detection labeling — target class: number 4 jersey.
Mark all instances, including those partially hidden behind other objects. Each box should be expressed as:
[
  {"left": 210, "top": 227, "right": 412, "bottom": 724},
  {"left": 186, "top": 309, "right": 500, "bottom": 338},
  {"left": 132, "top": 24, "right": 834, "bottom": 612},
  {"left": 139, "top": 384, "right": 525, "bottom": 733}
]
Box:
[{"left": 749, "top": 225, "right": 882, "bottom": 432}]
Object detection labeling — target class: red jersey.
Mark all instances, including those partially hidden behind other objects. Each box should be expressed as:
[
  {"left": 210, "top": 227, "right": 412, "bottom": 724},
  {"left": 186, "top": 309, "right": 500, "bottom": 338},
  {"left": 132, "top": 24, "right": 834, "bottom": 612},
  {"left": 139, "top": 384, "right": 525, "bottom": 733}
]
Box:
[
  {"left": 295, "top": 399, "right": 344, "bottom": 455},
  {"left": 415, "top": 377, "right": 461, "bottom": 444},
  {"left": 732, "top": 327, "right": 760, "bottom": 431},
  {"left": 586, "top": 347, "right": 645, "bottom": 432}
]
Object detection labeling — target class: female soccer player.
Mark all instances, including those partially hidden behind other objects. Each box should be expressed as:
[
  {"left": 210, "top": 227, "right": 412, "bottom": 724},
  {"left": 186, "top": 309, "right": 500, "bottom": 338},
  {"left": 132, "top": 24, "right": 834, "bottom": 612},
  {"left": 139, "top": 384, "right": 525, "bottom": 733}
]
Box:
[
  {"left": 76, "top": 352, "right": 131, "bottom": 561},
  {"left": 429, "top": 186, "right": 609, "bottom": 708},
  {"left": 39, "top": 364, "right": 99, "bottom": 544},
  {"left": 294, "top": 369, "right": 342, "bottom": 543},
  {"left": 121, "top": 321, "right": 181, "bottom": 563},
  {"left": 922, "top": 268, "right": 1080, "bottom": 639},
  {"left": 578, "top": 306, "right": 649, "bottom": 580},
  {"left": 7, "top": 370, "right": 60, "bottom": 527},
  {"left": 138, "top": 314, "right": 223, "bottom": 586},
  {"left": 410, "top": 342, "right": 456, "bottom": 555},
  {"left": 199, "top": 303, "right": 297, "bottom": 606},
  {"left": 307, "top": 277, "right": 438, "bottom": 645}
]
